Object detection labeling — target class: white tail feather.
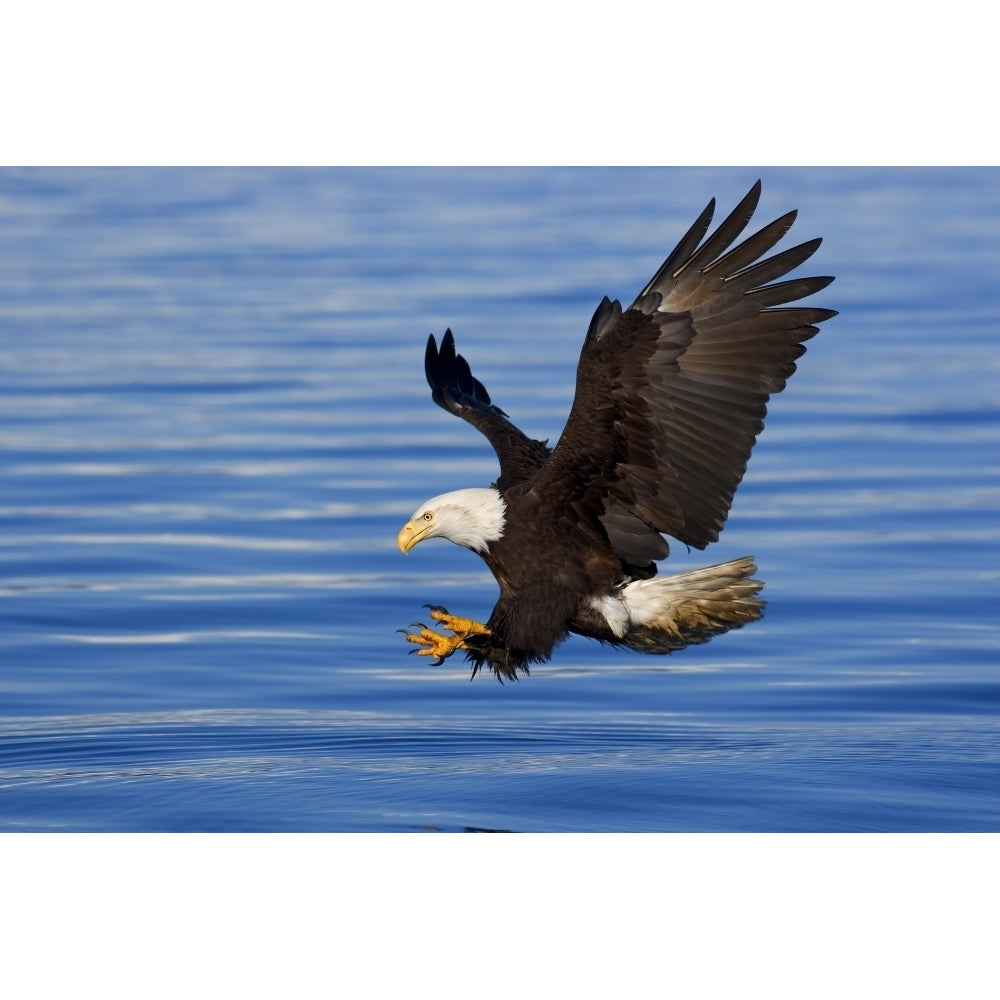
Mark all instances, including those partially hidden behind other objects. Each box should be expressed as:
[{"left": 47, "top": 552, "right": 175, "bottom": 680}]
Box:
[{"left": 620, "top": 556, "right": 765, "bottom": 653}]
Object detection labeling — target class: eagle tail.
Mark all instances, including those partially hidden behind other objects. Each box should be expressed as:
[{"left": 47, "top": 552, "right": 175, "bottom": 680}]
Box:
[{"left": 620, "top": 556, "right": 765, "bottom": 653}]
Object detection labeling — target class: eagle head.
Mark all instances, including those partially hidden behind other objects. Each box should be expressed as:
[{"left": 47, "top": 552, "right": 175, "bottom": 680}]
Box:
[{"left": 397, "top": 488, "right": 506, "bottom": 556}]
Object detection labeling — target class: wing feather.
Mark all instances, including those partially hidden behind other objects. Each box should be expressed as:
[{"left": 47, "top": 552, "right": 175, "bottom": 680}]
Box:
[
  {"left": 424, "top": 330, "right": 549, "bottom": 491},
  {"left": 631, "top": 199, "right": 717, "bottom": 305},
  {"left": 670, "top": 181, "right": 763, "bottom": 280},
  {"left": 745, "top": 275, "right": 834, "bottom": 308},
  {"left": 720, "top": 237, "right": 822, "bottom": 290},
  {"left": 530, "top": 182, "right": 836, "bottom": 553},
  {"left": 703, "top": 211, "right": 798, "bottom": 277}
]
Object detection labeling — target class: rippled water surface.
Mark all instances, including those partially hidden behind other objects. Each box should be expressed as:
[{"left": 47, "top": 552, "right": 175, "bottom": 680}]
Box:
[{"left": 1, "top": 167, "right": 997, "bottom": 831}]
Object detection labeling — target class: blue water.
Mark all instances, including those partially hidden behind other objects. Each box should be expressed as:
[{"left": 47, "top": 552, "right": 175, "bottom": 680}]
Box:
[{"left": 1, "top": 167, "right": 997, "bottom": 831}]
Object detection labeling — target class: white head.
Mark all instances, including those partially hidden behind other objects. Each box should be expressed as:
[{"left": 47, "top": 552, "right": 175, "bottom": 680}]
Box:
[{"left": 397, "top": 487, "right": 506, "bottom": 555}]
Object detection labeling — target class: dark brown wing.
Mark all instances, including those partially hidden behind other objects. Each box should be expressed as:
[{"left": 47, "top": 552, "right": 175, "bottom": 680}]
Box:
[
  {"left": 424, "top": 329, "right": 550, "bottom": 492},
  {"left": 529, "top": 180, "right": 837, "bottom": 553}
]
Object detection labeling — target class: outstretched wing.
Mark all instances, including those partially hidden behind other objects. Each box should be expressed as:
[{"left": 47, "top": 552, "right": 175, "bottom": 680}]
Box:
[
  {"left": 530, "top": 180, "right": 837, "bottom": 555},
  {"left": 424, "top": 329, "right": 550, "bottom": 492}
]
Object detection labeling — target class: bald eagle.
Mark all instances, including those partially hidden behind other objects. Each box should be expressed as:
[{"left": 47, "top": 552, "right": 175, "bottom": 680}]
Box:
[{"left": 398, "top": 181, "right": 835, "bottom": 681}]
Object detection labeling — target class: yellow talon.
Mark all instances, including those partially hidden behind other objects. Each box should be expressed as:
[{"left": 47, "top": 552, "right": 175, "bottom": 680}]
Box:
[
  {"left": 425, "top": 605, "right": 490, "bottom": 640},
  {"left": 399, "top": 606, "right": 490, "bottom": 665},
  {"left": 402, "top": 627, "right": 466, "bottom": 662}
]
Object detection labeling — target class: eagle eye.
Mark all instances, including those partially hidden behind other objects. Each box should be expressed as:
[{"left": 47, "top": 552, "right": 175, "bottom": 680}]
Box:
[{"left": 423, "top": 512, "right": 433, "bottom": 521}]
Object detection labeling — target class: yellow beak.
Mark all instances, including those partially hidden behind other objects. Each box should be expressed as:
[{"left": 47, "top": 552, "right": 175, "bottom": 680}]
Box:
[{"left": 397, "top": 519, "right": 429, "bottom": 555}]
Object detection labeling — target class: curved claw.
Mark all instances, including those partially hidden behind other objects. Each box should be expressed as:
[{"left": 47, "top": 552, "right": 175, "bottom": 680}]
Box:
[{"left": 399, "top": 605, "right": 491, "bottom": 667}]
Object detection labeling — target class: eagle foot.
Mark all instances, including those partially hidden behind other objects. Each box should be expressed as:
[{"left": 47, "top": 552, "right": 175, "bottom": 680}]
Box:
[{"left": 398, "top": 606, "right": 490, "bottom": 666}]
